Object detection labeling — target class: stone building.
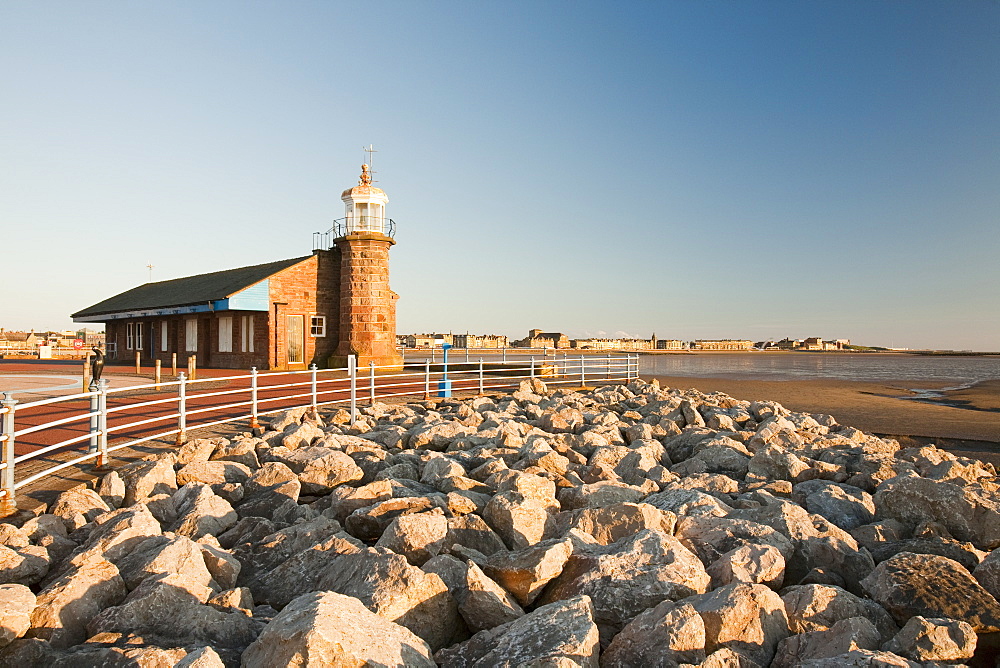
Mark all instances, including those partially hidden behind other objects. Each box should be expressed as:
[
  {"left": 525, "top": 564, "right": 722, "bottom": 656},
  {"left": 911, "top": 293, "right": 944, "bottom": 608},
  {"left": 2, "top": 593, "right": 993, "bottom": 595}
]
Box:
[
  {"left": 452, "top": 333, "right": 509, "bottom": 349},
  {"left": 72, "top": 165, "right": 402, "bottom": 371},
  {"left": 514, "top": 329, "right": 570, "bottom": 348},
  {"left": 570, "top": 337, "right": 655, "bottom": 350},
  {"left": 691, "top": 339, "right": 753, "bottom": 351}
]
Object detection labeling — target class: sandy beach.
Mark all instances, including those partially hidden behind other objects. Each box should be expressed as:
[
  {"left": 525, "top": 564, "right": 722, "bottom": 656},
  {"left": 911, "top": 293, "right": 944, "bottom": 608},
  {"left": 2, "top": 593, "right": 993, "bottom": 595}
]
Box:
[{"left": 642, "top": 374, "right": 1000, "bottom": 466}]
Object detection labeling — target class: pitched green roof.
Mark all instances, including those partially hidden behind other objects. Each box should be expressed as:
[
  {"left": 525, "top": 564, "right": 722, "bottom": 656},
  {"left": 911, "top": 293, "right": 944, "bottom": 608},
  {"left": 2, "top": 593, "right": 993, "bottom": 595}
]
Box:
[{"left": 72, "top": 256, "right": 311, "bottom": 318}]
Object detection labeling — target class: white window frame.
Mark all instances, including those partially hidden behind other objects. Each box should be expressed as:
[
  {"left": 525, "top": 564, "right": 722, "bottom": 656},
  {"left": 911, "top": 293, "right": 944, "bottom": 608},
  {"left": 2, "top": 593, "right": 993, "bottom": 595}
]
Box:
[
  {"left": 218, "top": 316, "right": 233, "bottom": 353},
  {"left": 135, "top": 323, "right": 143, "bottom": 351},
  {"left": 160, "top": 321, "right": 168, "bottom": 352},
  {"left": 241, "top": 315, "right": 254, "bottom": 353},
  {"left": 310, "top": 315, "right": 326, "bottom": 337},
  {"left": 185, "top": 319, "right": 198, "bottom": 352},
  {"left": 126, "top": 323, "right": 134, "bottom": 350}
]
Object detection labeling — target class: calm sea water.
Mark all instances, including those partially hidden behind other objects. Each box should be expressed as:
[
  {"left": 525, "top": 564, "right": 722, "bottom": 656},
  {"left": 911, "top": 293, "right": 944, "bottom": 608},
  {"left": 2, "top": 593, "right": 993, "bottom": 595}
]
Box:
[{"left": 638, "top": 353, "right": 1000, "bottom": 387}]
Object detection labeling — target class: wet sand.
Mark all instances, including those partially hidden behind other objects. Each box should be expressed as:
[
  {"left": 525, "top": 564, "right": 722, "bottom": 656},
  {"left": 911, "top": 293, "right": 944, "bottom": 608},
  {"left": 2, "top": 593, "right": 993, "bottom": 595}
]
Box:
[{"left": 642, "top": 374, "right": 1000, "bottom": 466}]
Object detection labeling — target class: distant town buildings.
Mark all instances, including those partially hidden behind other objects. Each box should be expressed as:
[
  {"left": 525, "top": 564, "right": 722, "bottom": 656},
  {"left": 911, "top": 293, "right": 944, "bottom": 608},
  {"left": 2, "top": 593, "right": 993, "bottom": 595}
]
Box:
[
  {"left": 395, "top": 330, "right": 854, "bottom": 353},
  {"left": 0, "top": 328, "right": 104, "bottom": 357}
]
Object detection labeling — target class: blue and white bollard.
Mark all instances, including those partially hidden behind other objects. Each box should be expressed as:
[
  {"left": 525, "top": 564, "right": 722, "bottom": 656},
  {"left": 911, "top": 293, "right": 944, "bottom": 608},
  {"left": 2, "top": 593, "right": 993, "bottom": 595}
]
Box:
[{"left": 438, "top": 343, "right": 453, "bottom": 397}]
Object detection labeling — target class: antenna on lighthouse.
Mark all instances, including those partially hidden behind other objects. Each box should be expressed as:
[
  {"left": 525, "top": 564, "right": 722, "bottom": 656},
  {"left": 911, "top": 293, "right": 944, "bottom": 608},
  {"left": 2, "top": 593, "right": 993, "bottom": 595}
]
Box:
[{"left": 362, "top": 144, "right": 378, "bottom": 183}]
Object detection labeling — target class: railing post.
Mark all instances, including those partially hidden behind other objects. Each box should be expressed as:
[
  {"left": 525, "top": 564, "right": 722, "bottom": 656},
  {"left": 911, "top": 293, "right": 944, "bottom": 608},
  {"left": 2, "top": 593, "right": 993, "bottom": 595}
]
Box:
[
  {"left": 176, "top": 372, "right": 187, "bottom": 445},
  {"left": 424, "top": 359, "right": 431, "bottom": 399},
  {"left": 478, "top": 358, "right": 484, "bottom": 395},
  {"left": 606, "top": 353, "right": 611, "bottom": 380},
  {"left": 310, "top": 363, "right": 318, "bottom": 408},
  {"left": 348, "top": 355, "right": 357, "bottom": 424},
  {"left": 96, "top": 379, "right": 109, "bottom": 468},
  {"left": 580, "top": 355, "right": 586, "bottom": 388},
  {"left": 155, "top": 359, "right": 162, "bottom": 390},
  {"left": 502, "top": 347, "right": 506, "bottom": 363},
  {"left": 465, "top": 347, "right": 470, "bottom": 363},
  {"left": 135, "top": 351, "right": 141, "bottom": 375},
  {"left": 369, "top": 361, "right": 376, "bottom": 406},
  {"left": 1, "top": 393, "right": 18, "bottom": 515},
  {"left": 88, "top": 380, "right": 100, "bottom": 453},
  {"left": 172, "top": 352, "right": 177, "bottom": 376},
  {"left": 249, "top": 367, "right": 260, "bottom": 431},
  {"left": 530, "top": 356, "right": 536, "bottom": 379}
]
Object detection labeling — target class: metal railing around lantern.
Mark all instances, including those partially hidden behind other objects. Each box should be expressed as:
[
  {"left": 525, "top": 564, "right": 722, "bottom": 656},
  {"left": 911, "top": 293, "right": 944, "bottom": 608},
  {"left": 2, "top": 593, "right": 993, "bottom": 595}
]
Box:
[{"left": 312, "top": 217, "right": 397, "bottom": 250}]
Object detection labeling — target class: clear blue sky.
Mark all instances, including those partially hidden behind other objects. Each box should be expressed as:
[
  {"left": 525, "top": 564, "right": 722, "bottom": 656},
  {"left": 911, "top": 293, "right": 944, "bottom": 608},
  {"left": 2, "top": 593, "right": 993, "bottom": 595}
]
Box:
[{"left": 2, "top": 1, "right": 998, "bottom": 350}]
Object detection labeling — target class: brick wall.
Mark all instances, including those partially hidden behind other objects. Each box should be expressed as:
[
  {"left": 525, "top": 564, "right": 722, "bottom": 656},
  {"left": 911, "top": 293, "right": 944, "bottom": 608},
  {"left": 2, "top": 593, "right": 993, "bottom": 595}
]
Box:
[
  {"left": 332, "top": 235, "right": 401, "bottom": 365},
  {"left": 267, "top": 250, "right": 341, "bottom": 369}
]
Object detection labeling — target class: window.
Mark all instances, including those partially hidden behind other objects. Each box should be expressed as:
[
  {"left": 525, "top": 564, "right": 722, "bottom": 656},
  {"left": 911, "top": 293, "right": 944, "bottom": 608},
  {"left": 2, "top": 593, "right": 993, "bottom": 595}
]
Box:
[
  {"left": 241, "top": 315, "right": 254, "bottom": 353},
  {"left": 135, "top": 323, "right": 143, "bottom": 351},
  {"left": 160, "top": 322, "right": 168, "bottom": 352},
  {"left": 126, "top": 323, "right": 134, "bottom": 350},
  {"left": 185, "top": 319, "right": 198, "bottom": 352},
  {"left": 310, "top": 315, "right": 326, "bottom": 337},
  {"left": 218, "top": 316, "right": 233, "bottom": 352}
]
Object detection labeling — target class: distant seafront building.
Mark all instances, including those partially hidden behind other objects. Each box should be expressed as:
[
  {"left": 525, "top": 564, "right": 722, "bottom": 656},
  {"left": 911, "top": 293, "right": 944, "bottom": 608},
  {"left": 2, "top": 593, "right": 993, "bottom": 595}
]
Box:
[
  {"left": 691, "top": 340, "right": 754, "bottom": 351},
  {"left": 71, "top": 164, "right": 402, "bottom": 370},
  {"left": 401, "top": 333, "right": 510, "bottom": 348},
  {"left": 759, "top": 338, "right": 850, "bottom": 351},
  {"left": 453, "top": 333, "right": 509, "bottom": 349}
]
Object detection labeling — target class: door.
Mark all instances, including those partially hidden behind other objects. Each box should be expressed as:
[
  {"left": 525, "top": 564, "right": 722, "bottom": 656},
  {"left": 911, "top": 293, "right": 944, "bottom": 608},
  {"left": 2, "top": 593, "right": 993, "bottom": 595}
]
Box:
[
  {"left": 199, "top": 317, "right": 212, "bottom": 367},
  {"left": 287, "top": 315, "right": 304, "bottom": 366}
]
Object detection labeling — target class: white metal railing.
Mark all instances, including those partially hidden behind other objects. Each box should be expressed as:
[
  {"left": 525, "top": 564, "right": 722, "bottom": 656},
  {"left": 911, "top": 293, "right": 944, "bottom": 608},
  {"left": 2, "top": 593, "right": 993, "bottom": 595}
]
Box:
[{"left": 0, "top": 353, "right": 639, "bottom": 512}]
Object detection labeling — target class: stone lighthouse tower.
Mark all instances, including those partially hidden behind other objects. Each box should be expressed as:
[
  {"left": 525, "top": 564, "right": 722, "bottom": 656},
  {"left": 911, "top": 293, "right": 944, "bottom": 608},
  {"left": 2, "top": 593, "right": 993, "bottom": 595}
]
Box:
[{"left": 329, "top": 163, "right": 402, "bottom": 368}]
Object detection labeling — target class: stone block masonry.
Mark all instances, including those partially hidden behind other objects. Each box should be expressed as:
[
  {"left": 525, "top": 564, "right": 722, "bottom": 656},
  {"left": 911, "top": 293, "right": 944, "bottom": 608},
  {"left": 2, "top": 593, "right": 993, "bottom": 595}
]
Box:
[{"left": 331, "top": 233, "right": 402, "bottom": 368}]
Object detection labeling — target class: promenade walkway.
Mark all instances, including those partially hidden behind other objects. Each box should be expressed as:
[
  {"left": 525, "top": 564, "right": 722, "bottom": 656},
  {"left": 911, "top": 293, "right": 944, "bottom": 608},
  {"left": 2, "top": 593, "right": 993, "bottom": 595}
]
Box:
[{"left": 0, "top": 359, "right": 516, "bottom": 513}]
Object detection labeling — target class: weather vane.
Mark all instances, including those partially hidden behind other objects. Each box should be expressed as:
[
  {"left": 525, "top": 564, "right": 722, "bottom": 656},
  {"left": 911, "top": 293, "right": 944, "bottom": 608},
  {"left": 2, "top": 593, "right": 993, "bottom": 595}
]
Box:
[{"left": 146, "top": 263, "right": 154, "bottom": 282}]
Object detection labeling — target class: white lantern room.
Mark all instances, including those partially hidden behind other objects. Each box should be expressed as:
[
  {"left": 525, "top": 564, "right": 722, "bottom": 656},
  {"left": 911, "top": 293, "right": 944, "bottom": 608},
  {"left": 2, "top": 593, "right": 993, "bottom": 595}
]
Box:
[{"left": 340, "top": 163, "right": 389, "bottom": 235}]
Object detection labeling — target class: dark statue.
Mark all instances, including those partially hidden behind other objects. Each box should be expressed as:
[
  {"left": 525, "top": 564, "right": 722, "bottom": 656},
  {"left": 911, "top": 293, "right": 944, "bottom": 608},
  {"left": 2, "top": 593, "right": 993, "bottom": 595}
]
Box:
[{"left": 90, "top": 347, "right": 105, "bottom": 384}]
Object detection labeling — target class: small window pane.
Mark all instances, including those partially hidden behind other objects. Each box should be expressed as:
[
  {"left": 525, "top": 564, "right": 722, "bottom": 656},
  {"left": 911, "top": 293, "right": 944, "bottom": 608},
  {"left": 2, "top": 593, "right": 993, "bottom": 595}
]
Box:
[{"left": 310, "top": 316, "right": 326, "bottom": 337}]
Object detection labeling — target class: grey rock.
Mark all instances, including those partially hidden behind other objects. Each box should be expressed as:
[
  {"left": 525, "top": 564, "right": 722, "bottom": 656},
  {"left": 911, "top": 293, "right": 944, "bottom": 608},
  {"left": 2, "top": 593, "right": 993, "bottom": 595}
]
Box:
[
  {"left": 861, "top": 551, "right": 1000, "bottom": 631},
  {"left": 436, "top": 595, "right": 599, "bottom": 668}
]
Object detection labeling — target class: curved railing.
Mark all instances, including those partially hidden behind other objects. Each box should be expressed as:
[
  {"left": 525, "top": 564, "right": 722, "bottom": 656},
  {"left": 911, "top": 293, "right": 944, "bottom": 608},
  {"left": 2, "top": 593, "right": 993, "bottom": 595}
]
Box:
[
  {"left": 0, "top": 353, "right": 639, "bottom": 514},
  {"left": 313, "top": 217, "right": 396, "bottom": 250}
]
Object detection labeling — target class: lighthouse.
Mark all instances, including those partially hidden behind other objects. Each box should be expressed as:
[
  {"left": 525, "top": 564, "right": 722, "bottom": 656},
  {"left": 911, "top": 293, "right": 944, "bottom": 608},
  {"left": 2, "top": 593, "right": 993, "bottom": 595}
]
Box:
[{"left": 329, "top": 163, "right": 403, "bottom": 368}]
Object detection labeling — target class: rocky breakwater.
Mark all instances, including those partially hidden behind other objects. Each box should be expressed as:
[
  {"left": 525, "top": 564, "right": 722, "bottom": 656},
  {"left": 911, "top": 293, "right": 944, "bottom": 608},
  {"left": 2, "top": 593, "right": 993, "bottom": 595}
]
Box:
[{"left": 1, "top": 378, "right": 999, "bottom": 666}]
